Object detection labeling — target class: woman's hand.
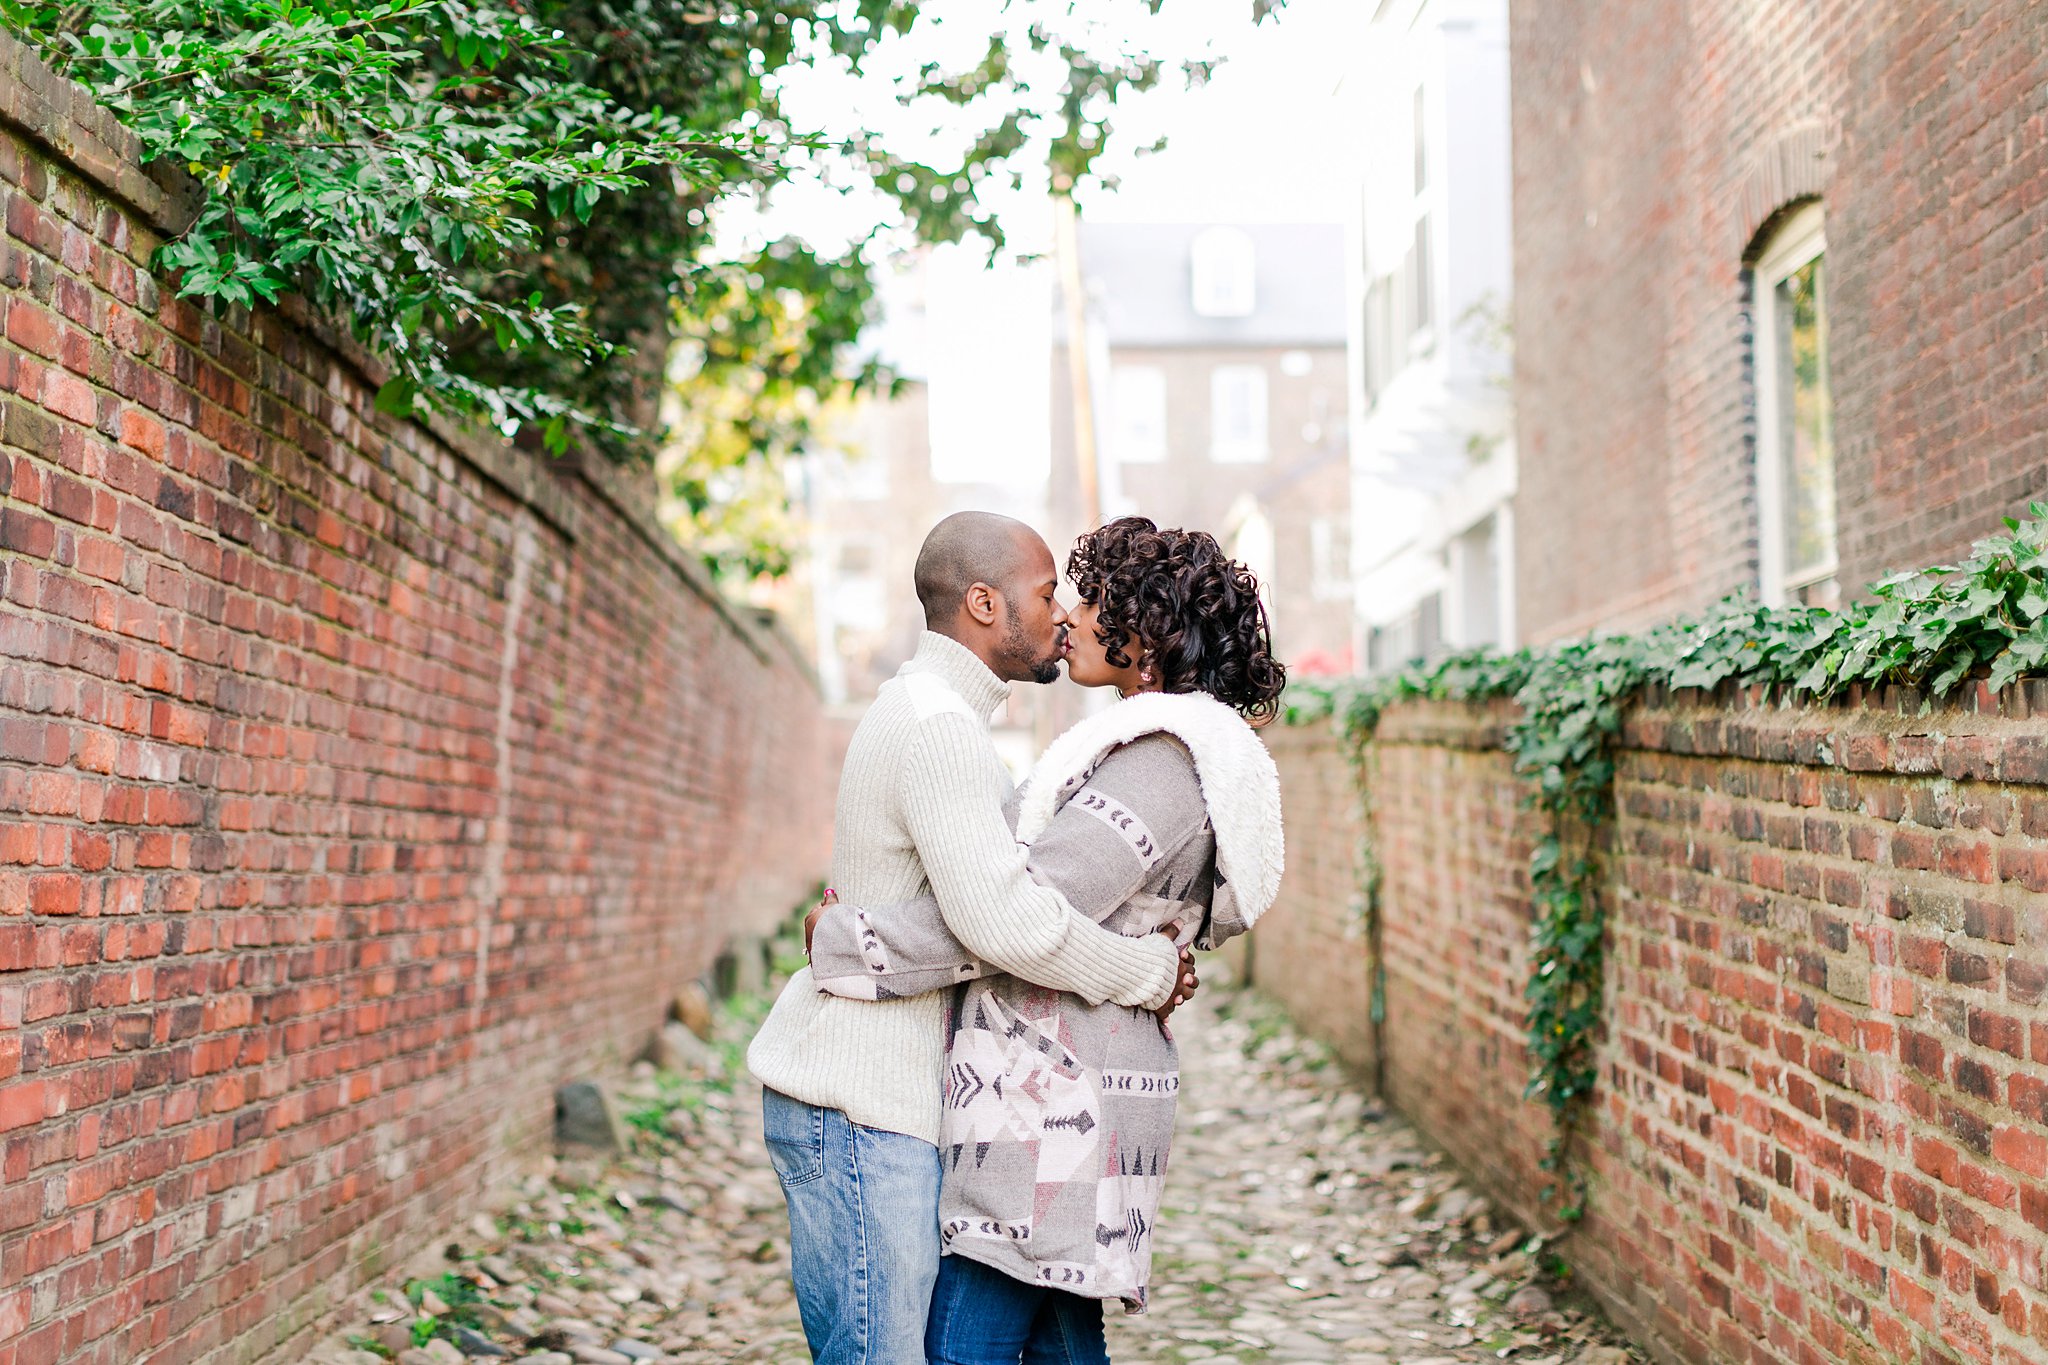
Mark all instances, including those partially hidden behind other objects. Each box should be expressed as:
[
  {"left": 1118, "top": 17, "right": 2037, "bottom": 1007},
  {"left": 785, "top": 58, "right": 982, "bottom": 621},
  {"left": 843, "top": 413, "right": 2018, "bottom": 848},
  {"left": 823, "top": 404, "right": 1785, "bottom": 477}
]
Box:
[
  {"left": 1153, "top": 928, "right": 1199, "bottom": 1024},
  {"left": 804, "top": 888, "right": 837, "bottom": 959}
]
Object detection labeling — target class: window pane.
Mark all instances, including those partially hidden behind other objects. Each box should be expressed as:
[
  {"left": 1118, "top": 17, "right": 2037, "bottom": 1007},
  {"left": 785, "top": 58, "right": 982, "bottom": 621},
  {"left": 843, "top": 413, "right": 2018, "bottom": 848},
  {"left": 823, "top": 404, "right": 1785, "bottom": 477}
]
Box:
[
  {"left": 822, "top": 449, "right": 888, "bottom": 501},
  {"left": 1453, "top": 516, "right": 1499, "bottom": 645},
  {"left": 1363, "top": 276, "right": 1392, "bottom": 404},
  {"left": 1191, "top": 226, "right": 1257, "bottom": 318},
  {"left": 1109, "top": 367, "right": 1168, "bottom": 464},
  {"left": 1417, "top": 593, "right": 1442, "bottom": 660},
  {"left": 1413, "top": 86, "right": 1428, "bottom": 196},
  {"left": 1210, "top": 365, "right": 1269, "bottom": 463},
  {"left": 1311, "top": 517, "right": 1352, "bottom": 599},
  {"left": 830, "top": 536, "right": 889, "bottom": 630},
  {"left": 1774, "top": 254, "right": 1836, "bottom": 585}
]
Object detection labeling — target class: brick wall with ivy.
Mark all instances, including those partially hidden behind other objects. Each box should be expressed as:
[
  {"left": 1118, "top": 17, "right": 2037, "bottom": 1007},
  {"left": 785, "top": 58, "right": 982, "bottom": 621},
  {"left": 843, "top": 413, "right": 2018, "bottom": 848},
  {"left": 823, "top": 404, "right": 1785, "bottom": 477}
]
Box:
[
  {"left": 0, "top": 38, "right": 832, "bottom": 1365},
  {"left": 1263, "top": 686, "right": 2048, "bottom": 1365}
]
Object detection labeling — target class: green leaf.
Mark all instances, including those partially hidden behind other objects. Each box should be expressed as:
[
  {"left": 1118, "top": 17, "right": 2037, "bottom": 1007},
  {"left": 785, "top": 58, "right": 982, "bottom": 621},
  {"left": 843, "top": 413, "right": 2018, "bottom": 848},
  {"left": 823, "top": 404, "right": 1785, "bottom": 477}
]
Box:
[{"left": 374, "top": 376, "right": 418, "bottom": 417}]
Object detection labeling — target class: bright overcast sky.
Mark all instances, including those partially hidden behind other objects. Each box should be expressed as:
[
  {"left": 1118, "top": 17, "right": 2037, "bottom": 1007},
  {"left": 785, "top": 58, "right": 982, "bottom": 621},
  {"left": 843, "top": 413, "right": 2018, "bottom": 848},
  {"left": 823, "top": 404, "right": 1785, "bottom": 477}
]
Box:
[
  {"left": 721, "top": 0, "right": 1363, "bottom": 261},
  {"left": 715, "top": 0, "right": 1365, "bottom": 489},
  {"left": 1075, "top": 0, "right": 1362, "bottom": 226}
]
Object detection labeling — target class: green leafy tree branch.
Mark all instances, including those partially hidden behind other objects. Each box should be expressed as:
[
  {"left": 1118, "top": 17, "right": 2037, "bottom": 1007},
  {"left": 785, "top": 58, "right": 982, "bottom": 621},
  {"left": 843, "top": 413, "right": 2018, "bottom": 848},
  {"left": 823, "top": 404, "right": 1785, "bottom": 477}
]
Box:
[
  {"left": 6, "top": 0, "right": 1286, "bottom": 576},
  {"left": 5, "top": 0, "right": 778, "bottom": 451}
]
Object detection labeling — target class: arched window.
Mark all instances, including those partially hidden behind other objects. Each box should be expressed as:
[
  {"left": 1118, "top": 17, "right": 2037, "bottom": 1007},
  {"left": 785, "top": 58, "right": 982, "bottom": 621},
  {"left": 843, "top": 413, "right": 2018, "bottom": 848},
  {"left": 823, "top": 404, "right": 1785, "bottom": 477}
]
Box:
[
  {"left": 1190, "top": 226, "right": 1257, "bottom": 317},
  {"left": 1750, "top": 201, "right": 1836, "bottom": 607}
]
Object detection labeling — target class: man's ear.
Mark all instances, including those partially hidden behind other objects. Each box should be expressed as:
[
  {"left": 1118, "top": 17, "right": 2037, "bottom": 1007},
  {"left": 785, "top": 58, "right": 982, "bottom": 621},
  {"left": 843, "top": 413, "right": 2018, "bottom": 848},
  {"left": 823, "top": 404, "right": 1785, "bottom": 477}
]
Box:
[{"left": 963, "top": 582, "right": 1000, "bottom": 627}]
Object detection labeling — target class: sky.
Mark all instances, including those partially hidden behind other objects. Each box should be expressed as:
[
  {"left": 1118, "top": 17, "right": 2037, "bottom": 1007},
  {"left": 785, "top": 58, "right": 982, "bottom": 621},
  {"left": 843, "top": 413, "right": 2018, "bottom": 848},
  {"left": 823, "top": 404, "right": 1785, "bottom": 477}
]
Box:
[
  {"left": 721, "top": 0, "right": 1364, "bottom": 261},
  {"left": 1072, "top": 0, "right": 1364, "bottom": 226}
]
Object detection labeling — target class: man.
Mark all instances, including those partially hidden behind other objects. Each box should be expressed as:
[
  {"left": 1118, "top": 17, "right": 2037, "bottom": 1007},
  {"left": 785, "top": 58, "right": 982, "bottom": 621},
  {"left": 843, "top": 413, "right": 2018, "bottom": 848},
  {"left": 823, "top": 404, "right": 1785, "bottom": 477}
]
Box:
[{"left": 747, "top": 512, "right": 1196, "bottom": 1364}]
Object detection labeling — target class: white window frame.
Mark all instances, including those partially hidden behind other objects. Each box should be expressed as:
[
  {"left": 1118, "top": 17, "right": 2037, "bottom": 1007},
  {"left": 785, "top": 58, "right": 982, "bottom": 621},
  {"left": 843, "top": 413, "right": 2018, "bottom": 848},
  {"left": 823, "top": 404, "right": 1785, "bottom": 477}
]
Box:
[
  {"left": 827, "top": 532, "right": 890, "bottom": 632},
  {"left": 1752, "top": 202, "right": 1834, "bottom": 606},
  {"left": 1190, "top": 226, "right": 1257, "bottom": 318},
  {"left": 1209, "top": 365, "right": 1269, "bottom": 463},
  {"left": 1107, "top": 365, "right": 1168, "bottom": 464},
  {"left": 1408, "top": 83, "right": 1435, "bottom": 351},
  {"left": 823, "top": 448, "right": 888, "bottom": 502}
]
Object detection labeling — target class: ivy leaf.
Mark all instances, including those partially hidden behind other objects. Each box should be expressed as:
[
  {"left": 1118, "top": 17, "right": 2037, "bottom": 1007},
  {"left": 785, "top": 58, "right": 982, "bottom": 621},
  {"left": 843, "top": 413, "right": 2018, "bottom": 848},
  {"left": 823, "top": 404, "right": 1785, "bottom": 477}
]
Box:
[{"left": 1794, "top": 648, "right": 1842, "bottom": 696}]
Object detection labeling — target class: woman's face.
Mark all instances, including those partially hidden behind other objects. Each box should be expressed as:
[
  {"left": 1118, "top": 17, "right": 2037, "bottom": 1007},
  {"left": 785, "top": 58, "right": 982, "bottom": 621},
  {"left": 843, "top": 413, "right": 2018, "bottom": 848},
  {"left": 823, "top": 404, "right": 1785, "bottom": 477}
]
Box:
[{"left": 1063, "top": 595, "right": 1149, "bottom": 693}]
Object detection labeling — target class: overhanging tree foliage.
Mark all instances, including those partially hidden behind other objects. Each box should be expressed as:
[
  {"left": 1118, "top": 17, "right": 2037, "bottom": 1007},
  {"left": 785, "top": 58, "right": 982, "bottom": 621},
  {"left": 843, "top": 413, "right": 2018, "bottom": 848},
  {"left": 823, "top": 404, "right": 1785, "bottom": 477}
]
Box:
[{"left": 3, "top": 0, "right": 1282, "bottom": 574}]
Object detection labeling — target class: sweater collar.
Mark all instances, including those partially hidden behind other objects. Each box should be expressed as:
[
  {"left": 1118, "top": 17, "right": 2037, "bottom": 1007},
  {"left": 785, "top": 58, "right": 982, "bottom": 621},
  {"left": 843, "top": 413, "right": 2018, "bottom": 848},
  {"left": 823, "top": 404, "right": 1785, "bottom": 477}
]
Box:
[
  {"left": 1014, "top": 691, "right": 1285, "bottom": 924},
  {"left": 907, "top": 630, "right": 1011, "bottom": 722}
]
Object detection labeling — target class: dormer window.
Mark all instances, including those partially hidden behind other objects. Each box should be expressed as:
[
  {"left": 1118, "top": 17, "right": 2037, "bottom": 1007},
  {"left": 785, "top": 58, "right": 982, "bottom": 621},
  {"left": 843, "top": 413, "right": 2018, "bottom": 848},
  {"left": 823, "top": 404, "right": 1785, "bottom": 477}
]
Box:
[{"left": 1190, "top": 226, "right": 1257, "bottom": 318}]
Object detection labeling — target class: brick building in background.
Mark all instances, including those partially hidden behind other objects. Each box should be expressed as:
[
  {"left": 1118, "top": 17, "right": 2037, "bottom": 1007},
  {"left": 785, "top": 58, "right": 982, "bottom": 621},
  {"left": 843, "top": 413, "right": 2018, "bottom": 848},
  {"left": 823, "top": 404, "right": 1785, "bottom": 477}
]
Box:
[
  {"left": 1511, "top": 3, "right": 2048, "bottom": 642},
  {"left": 1048, "top": 223, "right": 1354, "bottom": 677}
]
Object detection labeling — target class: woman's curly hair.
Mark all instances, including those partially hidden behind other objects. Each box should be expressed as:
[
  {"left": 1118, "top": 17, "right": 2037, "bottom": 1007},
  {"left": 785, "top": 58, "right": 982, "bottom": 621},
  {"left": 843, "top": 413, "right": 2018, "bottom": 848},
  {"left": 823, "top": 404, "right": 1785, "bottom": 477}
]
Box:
[{"left": 1067, "top": 516, "right": 1287, "bottom": 723}]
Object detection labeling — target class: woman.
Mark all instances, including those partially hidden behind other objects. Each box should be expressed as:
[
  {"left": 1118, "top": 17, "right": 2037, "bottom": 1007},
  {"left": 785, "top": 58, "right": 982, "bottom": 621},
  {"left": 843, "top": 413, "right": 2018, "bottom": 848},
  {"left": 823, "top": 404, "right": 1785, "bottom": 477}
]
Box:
[{"left": 805, "top": 516, "right": 1287, "bottom": 1364}]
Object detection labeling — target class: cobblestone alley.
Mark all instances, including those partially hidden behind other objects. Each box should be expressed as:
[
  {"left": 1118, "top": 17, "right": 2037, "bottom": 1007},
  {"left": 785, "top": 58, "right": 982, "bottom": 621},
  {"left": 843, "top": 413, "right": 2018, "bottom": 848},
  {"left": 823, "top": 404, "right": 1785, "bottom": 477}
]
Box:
[{"left": 312, "top": 984, "right": 1640, "bottom": 1365}]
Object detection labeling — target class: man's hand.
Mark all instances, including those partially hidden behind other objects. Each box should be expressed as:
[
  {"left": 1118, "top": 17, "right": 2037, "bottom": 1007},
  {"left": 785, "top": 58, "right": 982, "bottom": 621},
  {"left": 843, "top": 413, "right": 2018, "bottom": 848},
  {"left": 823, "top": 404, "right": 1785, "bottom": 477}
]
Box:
[
  {"left": 804, "top": 888, "right": 836, "bottom": 959},
  {"left": 1153, "top": 930, "right": 1199, "bottom": 1024}
]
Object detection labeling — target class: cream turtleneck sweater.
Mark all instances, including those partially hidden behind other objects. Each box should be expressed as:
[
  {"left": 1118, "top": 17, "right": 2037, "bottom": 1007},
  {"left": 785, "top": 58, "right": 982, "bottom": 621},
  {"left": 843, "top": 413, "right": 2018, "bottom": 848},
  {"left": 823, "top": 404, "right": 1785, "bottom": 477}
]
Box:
[{"left": 746, "top": 632, "right": 1181, "bottom": 1145}]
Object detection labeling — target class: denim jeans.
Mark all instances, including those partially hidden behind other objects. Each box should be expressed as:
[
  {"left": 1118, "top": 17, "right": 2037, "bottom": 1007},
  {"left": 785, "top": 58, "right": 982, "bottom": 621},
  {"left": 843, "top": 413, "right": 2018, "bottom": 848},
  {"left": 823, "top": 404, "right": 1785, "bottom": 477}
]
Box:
[
  {"left": 925, "top": 1252, "right": 1110, "bottom": 1365},
  {"left": 761, "top": 1088, "right": 943, "bottom": 1365}
]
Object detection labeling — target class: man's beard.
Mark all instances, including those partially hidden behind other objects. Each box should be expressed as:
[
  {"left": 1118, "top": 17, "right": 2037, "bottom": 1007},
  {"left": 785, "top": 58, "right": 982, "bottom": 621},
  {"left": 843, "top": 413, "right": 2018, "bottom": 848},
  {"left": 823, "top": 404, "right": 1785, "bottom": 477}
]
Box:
[{"left": 1001, "top": 616, "right": 1066, "bottom": 685}]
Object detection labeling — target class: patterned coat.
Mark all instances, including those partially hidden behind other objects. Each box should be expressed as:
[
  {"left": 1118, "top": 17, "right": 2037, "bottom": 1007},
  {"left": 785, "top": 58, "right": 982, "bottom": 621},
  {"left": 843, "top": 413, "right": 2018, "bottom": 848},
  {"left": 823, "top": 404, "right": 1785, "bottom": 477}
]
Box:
[{"left": 808, "top": 692, "right": 1284, "bottom": 1311}]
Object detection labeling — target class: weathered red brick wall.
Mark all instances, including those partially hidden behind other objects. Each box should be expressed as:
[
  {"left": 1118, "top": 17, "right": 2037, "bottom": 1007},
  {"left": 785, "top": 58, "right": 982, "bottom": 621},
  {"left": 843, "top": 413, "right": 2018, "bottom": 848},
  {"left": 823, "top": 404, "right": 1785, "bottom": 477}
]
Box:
[
  {"left": 1249, "top": 726, "right": 1376, "bottom": 1076},
  {"left": 1265, "top": 687, "right": 2048, "bottom": 1365},
  {"left": 1366, "top": 702, "right": 1559, "bottom": 1221},
  {"left": 0, "top": 35, "right": 830, "bottom": 1365},
  {"left": 1511, "top": 1, "right": 2048, "bottom": 641}
]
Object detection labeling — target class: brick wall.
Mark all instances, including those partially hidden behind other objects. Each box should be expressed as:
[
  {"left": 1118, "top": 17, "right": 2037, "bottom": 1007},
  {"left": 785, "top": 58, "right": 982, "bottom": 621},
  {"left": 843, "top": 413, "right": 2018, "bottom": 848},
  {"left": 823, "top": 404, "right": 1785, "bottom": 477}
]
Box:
[
  {"left": 1246, "top": 726, "right": 1375, "bottom": 1076},
  {"left": 1362, "top": 701, "right": 1561, "bottom": 1221},
  {"left": 1511, "top": 1, "right": 2048, "bottom": 641},
  {"left": 0, "top": 35, "right": 831, "bottom": 1365},
  {"left": 1264, "top": 687, "right": 2048, "bottom": 1365}
]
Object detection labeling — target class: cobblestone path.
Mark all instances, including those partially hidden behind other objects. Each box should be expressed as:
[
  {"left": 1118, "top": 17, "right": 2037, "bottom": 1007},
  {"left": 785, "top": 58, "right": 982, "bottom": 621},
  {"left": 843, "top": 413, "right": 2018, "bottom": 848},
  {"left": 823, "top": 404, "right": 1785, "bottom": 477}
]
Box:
[{"left": 314, "top": 985, "right": 1639, "bottom": 1365}]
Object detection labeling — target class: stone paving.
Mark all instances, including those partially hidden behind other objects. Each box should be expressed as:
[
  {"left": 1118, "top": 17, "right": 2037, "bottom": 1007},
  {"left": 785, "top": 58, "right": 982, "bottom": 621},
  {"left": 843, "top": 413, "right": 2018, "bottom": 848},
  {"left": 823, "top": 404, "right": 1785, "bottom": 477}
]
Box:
[{"left": 313, "top": 979, "right": 1641, "bottom": 1365}]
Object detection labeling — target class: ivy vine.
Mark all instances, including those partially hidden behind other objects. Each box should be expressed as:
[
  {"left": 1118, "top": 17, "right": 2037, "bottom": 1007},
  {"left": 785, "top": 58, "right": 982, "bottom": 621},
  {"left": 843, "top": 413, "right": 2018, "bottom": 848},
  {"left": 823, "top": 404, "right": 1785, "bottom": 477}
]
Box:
[{"left": 1286, "top": 503, "right": 2048, "bottom": 1223}]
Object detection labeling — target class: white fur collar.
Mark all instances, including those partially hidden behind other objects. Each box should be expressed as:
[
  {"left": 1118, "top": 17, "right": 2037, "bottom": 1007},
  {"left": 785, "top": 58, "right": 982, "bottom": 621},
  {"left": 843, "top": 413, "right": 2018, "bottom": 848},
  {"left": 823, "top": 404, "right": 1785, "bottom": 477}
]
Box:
[{"left": 1016, "top": 692, "right": 1285, "bottom": 924}]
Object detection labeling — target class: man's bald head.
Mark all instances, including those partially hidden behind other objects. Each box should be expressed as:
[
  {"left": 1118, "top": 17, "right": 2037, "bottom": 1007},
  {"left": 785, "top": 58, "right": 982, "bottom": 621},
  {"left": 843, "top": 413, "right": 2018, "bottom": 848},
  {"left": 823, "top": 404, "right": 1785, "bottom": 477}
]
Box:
[
  {"left": 913, "top": 512, "right": 1070, "bottom": 684},
  {"left": 914, "top": 511, "right": 1046, "bottom": 628}
]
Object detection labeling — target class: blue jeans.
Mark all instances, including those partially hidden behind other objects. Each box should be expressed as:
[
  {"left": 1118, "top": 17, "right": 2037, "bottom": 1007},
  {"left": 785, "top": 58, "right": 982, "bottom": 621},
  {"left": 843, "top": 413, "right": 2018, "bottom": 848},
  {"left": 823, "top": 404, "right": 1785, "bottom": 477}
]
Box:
[
  {"left": 761, "top": 1088, "right": 942, "bottom": 1364},
  {"left": 925, "top": 1253, "right": 1110, "bottom": 1365}
]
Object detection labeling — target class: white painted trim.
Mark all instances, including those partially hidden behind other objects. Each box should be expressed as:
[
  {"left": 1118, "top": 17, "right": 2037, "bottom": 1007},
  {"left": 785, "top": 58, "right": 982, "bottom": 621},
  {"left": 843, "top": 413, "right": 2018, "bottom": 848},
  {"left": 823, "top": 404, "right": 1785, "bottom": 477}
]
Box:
[
  {"left": 1494, "top": 495, "right": 1517, "bottom": 651},
  {"left": 1753, "top": 202, "right": 1832, "bottom": 606}
]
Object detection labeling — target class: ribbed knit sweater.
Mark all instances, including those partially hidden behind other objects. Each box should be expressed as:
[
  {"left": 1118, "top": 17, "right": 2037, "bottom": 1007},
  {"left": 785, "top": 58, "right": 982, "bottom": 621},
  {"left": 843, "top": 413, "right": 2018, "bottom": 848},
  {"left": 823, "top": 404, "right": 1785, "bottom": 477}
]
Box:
[{"left": 746, "top": 632, "right": 1182, "bottom": 1145}]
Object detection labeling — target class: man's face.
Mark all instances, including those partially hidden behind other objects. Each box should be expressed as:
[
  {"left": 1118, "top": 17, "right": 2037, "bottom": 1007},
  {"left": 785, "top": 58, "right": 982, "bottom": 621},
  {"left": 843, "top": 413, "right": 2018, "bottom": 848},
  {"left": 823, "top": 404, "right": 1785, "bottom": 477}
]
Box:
[{"left": 993, "top": 538, "right": 1070, "bottom": 684}]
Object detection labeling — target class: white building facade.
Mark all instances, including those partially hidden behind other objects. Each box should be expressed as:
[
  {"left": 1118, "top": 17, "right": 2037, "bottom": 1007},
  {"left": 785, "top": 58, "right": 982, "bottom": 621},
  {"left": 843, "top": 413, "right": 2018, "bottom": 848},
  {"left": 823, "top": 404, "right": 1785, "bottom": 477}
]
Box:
[{"left": 1345, "top": 0, "right": 1517, "bottom": 670}]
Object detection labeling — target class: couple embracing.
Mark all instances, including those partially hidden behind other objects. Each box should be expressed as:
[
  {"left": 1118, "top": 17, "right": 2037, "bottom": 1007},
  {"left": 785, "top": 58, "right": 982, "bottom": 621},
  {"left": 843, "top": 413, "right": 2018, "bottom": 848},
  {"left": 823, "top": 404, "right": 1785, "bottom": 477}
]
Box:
[{"left": 747, "top": 511, "right": 1286, "bottom": 1364}]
